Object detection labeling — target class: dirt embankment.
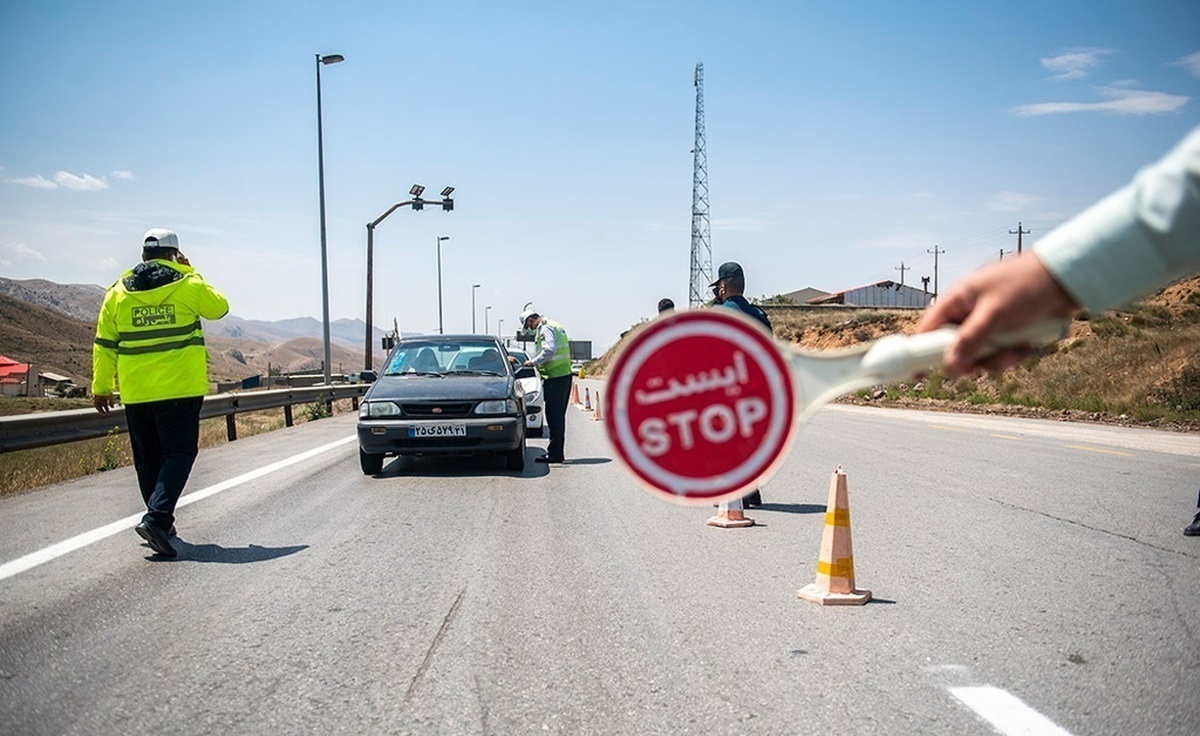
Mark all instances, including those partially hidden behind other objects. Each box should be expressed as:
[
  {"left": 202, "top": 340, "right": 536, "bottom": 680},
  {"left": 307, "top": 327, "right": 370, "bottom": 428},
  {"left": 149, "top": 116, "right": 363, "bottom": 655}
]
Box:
[{"left": 587, "top": 276, "right": 1200, "bottom": 433}]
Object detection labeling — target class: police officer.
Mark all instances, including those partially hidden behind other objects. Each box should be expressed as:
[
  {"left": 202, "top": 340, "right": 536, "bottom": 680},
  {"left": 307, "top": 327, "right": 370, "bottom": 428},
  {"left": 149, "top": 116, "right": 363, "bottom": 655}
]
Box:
[
  {"left": 711, "top": 261, "right": 772, "bottom": 507},
  {"left": 520, "top": 309, "right": 572, "bottom": 464},
  {"left": 92, "top": 229, "right": 229, "bottom": 557}
]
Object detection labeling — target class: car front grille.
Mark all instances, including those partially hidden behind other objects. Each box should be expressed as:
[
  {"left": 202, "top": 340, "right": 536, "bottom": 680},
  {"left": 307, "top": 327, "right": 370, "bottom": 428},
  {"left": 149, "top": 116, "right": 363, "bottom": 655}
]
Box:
[{"left": 401, "top": 402, "right": 475, "bottom": 417}]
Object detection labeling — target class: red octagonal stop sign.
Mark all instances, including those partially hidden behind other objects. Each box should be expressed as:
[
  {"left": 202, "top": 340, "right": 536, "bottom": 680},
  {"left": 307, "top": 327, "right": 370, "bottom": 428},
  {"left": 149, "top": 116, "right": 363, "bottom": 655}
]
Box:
[{"left": 604, "top": 309, "right": 797, "bottom": 505}]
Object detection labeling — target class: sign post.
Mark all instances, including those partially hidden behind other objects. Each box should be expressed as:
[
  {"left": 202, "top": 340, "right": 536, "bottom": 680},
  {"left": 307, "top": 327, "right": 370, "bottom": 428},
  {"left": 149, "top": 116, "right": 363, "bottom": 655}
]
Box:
[{"left": 604, "top": 310, "right": 797, "bottom": 505}]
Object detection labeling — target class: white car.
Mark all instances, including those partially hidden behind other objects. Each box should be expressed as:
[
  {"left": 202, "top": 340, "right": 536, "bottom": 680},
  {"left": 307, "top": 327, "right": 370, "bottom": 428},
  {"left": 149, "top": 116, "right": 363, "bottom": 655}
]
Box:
[{"left": 507, "top": 348, "right": 545, "bottom": 437}]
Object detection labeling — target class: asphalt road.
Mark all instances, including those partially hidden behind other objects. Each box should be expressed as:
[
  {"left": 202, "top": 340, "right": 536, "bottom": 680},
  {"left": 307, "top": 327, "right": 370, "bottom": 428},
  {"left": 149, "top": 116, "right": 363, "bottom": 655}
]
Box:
[{"left": 1, "top": 392, "right": 1198, "bottom": 735}]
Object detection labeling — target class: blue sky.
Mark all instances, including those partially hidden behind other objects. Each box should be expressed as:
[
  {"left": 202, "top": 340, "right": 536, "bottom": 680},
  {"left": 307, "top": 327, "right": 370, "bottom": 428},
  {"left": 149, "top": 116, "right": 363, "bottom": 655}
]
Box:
[{"left": 2, "top": 1, "right": 1197, "bottom": 353}]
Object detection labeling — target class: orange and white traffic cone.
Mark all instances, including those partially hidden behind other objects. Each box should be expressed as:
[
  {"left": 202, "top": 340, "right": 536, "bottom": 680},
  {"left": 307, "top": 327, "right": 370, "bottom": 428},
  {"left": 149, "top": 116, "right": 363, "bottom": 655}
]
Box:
[
  {"left": 798, "top": 466, "right": 871, "bottom": 605},
  {"left": 592, "top": 389, "right": 603, "bottom": 421},
  {"left": 571, "top": 383, "right": 581, "bottom": 405},
  {"left": 706, "top": 496, "right": 755, "bottom": 528},
  {"left": 583, "top": 387, "right": 592, "bottom": 411}
]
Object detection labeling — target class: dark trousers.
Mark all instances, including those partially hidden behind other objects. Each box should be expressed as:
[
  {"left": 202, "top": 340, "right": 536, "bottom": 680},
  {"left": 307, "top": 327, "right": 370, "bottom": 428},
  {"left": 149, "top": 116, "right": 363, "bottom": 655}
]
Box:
[
  {"left": 124, "top": 396, "right": 203, "bottom": 530},
  {"left": 543, "top": 374, "right": 572, "bottom": 461}
]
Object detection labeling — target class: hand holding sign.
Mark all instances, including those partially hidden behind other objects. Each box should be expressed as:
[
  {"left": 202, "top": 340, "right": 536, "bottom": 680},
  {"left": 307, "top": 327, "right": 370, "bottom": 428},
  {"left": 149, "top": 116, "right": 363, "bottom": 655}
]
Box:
[{"left": 604, "top": 310, "right": 1066, "bottom": 505}]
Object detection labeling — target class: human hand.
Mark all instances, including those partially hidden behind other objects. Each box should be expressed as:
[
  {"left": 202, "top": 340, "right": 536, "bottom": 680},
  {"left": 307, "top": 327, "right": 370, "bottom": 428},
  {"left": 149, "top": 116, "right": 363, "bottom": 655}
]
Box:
[
  {"left": 93, "top": 394, "right": 113, "bottom": 415},
  {"left": 917, "top": 254, "right": 1077, "bottom": 375}
]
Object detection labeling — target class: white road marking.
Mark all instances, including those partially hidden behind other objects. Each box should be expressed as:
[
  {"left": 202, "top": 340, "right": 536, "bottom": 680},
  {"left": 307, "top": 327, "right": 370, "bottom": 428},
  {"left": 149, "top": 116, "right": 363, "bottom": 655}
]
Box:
[
  {"left": 949, "top": 685, "right": 1073, "bottom": 735},
  {"left": 0, "top": 435, "right": 357, "bottom": 582}
]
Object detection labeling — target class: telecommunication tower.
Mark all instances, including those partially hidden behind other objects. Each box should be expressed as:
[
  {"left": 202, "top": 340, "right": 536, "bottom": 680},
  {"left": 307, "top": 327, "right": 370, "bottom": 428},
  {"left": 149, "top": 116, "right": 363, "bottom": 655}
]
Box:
[{"left": 689, "top": 62, "right": 713, "bottom": 307}]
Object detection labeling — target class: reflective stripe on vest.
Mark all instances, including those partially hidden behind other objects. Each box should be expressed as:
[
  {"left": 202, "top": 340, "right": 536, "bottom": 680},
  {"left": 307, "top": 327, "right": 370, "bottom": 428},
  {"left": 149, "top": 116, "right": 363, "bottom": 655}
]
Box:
[
  {"left": 536, "top": 319, "right": 572, "bottom": 379},
  {"left": 93, "top": 319, "right": 205, "bottom": 355}
]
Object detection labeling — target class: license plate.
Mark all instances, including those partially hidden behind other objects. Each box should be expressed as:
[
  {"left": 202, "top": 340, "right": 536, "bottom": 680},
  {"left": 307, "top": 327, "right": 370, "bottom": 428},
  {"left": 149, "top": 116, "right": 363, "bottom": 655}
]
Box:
[{"left": 409, "top": 423, "right": 467, "bottom": 438}]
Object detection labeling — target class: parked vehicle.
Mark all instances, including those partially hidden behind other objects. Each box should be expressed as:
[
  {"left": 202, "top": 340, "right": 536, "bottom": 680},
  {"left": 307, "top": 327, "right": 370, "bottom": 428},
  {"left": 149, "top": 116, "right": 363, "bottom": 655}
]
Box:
[
  {"left": 506, "top": 349, "right": 545, "bottom": 437},
  {"left": 356, "top": 335, "right": 540, "bottom": 474}
]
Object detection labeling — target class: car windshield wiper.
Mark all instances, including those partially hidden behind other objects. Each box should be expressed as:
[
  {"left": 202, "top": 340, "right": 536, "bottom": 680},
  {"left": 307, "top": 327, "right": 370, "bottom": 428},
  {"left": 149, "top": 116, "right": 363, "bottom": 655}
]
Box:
[
  {"left": 444, "top": 369, "right": 503, "bottom": 376},
  {"left": 383, "top": 370, "right": 444, "bottom": 378}
]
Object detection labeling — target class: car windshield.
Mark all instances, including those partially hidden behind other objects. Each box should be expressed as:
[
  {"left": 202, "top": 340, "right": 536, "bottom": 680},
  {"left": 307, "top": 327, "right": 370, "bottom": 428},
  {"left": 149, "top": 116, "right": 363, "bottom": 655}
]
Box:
[{"left": 384, "top": 340, "right": 508, "bottom": 376}]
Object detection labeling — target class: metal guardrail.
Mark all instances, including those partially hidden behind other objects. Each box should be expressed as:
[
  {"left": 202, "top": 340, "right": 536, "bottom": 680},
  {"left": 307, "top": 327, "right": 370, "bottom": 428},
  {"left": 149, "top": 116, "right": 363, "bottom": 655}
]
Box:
[{"left": 0, "top": 384, "right": 370, "bottom": 453}]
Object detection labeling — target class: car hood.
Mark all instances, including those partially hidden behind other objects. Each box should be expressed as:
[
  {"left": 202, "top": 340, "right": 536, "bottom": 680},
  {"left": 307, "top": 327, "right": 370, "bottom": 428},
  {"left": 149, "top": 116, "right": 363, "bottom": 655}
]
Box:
[{"left": 365, "top": 374, "right": 513, "bottom": 402}]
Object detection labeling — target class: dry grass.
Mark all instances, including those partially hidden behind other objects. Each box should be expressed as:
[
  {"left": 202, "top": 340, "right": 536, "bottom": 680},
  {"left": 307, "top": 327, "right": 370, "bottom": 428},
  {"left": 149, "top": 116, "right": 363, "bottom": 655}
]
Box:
[
  {"left": 589, "top": 278, "right": 1200, "bottom": 431},
  {"left": 0, "top": 398, "right": 359, "bottom": 498}
]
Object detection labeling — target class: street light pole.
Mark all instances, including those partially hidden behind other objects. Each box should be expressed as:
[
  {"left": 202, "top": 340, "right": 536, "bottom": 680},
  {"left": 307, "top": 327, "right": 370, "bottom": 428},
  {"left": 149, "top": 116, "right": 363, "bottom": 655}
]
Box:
[
  {"left": 471, "top": 283, "right": 481, "bottom": 333},
  {"left": 315, "top": 52, "right": 344, "bottom": 385},
  {"left": 436, "top": 236, "right": 449, "bottom": 334},
  {"left": 485, "top": 305, "right": 492, "bottom": 334},
  {"left": 497, "top": 319, "right": 504, "bottom": 339}
]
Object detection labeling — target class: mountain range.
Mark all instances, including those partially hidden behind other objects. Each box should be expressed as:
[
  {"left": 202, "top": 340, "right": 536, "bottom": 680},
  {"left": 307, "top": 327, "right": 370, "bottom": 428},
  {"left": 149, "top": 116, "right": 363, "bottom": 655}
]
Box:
[{"left": 0, "top": 277, "right": 396, "bottom": 384}]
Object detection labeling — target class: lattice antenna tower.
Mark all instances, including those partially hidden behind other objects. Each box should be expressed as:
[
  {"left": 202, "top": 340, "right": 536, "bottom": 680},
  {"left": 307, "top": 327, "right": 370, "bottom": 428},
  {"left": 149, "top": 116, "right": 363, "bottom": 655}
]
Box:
[{"left": 689, "top": 62, "right": 713, "bottom": 307}]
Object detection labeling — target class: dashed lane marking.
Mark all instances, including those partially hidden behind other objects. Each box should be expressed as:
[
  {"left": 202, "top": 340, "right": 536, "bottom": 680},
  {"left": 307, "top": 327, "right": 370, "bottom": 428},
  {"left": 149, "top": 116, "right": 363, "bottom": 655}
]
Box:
[
  {"left": 1065, "top": 444, "right": 1133, "bottom": 457},
  {"left": 949, "top": 685, "right": 1073, "bottom": 735},
  {"left": 0, "top": 435, "right": 357, "bottom": 583}
]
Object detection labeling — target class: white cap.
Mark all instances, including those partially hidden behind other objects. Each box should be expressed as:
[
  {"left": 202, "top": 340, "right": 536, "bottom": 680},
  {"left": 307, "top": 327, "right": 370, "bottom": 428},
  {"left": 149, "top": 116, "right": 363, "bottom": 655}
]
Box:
[
  {"left": 142, "top": 228, "right": 180, "bottom": 250},
  {"left": 519, "top": 309, "right": 538, "bottom": 324}
]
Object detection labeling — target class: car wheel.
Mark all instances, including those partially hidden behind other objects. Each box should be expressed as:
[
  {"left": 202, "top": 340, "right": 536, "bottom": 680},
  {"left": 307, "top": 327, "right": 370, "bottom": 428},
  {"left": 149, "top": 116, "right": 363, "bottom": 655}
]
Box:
[
  {"left": 360, "top": 448, "right": 384, "bottom": 475},
  {"left": 527, "top": 425, "right": 544, "bottom": 438},
  {"left": 505, "top": 436, "right": 526, "bottom": 472}
]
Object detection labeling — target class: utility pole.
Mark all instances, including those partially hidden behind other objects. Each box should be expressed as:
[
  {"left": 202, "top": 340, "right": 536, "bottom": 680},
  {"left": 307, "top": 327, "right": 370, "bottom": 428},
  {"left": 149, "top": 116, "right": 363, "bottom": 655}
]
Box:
[
  {"left": 894, "top": 261, "right": 910, "bottom": 286},
  {"left": 1009, "top": 222, "right": 1030, "bottom": 254},
  {"left": 999, "top": 248, "right": 1013, "bottom": 261},
  {"left": 920, "top": 276, "right": 930, "bottom": 294},
  {"left": 927, "top": 246, "right": 946, "bottom": 299}
]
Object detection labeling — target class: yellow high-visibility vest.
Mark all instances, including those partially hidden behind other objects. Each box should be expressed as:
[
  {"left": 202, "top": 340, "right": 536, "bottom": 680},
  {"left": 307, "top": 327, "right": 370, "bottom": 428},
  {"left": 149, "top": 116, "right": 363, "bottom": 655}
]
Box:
[
  {"left": 535, "top": 318, "right": 572, "bottom": 379},
  {"left": 92, "top": 260, "right": 229, "bottom": 404}
]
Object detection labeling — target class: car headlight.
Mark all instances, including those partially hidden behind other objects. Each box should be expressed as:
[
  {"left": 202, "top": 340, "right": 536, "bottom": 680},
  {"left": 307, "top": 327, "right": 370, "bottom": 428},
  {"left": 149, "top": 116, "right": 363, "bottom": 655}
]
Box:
[
  {"left": 474, "top": 399, "right": 517, "bottom": 415},
  {"left": 361, "top": 401, "right": 402, "bottom": 418}
]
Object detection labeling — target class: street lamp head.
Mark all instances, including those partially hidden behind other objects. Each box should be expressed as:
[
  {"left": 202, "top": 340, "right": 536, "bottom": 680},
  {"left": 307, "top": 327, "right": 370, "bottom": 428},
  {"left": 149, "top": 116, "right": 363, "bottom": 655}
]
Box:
[
  {"left": 441, "top": 186, "right": 455, "bottom": 197},
  {"left": 438, "top": 235, "right": 450, "bottom": 243},
  {"left": 319, "top": 54, "right": 345, "bottom": 65},
  {"left": 409, "top": 184, "right": 425, "bottom": 197},
  {"left": 473, "top": 283, "right": 481, "bottom": 288}
]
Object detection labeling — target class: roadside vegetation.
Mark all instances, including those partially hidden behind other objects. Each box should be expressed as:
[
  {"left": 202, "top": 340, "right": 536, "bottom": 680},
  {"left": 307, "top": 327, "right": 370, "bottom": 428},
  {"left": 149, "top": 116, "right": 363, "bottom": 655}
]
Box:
[
  {"left": 589, "top": 277, "right": 1200, "bottom": 432},
  {"left": 0, "top": 398, "right": 359, "bottom": 498}
]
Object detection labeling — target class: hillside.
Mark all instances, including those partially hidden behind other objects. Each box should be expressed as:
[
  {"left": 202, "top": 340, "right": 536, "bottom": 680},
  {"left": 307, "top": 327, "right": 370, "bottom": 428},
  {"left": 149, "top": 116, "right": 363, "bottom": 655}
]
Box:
[
  {"left": 589, "top": 275, "right": 1200, "bottom": 431},
  {"left": 0, "top": 292, "right": 368, "bottom": 386}
]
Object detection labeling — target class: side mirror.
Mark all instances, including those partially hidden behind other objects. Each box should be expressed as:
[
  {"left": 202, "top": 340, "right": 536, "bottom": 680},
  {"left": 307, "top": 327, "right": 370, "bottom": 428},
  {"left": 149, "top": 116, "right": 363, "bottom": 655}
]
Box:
[
  {"left": 359, "top": 370, "right": 377, "bottom": 383},
  {"left": 525, "top": 404, "right": 542, "bottom": 416}
]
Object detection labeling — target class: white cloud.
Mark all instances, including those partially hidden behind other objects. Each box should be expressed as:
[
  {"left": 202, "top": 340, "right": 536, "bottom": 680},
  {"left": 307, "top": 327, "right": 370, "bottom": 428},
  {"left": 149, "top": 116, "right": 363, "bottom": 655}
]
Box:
[
  {"left": 1012, "top": 85, "right": 1189, "bottom": 117},
  {"left": 711, "top": 217, "right": 767, "bottom": 232},
  {"left": 7, "top": 174, "right": 57, "bottom": 189},
  {"left": 111, "top": 170, "right": 136, "bottom": 180},
  {"left": 5, "top": 243, "right": 46, "bottom": 263},
  {"left": 54, "top": 171, "right": 109, "bottom": 191},
  {"left": 1172, "top": 51, "right": 1200, "bottom": 78},
  {"left": 988, "top": 191, "right": 1038, "bottom": 212},
  {"left": 100, "top": 256, "right": 120, "bottom": 270},
  {"left": 1041, "top": 48, "right": 1115, "bottom": 81}
]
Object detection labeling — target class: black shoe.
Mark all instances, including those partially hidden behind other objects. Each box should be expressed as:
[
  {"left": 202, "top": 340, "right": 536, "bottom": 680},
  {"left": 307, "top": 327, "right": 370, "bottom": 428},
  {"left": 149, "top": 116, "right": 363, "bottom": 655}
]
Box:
[
  {"left": 1185, "top": 512, "right": 1200, "bottom": 537},
  {"left": 168, "top": 525, "right": 177, "bottom": 538},
  {"left": 535, "top": 455, "right": 564, "bottom": 464},
  {"left": 136, "top": 521, "right": 177, "bottom": 558},
  {"left": 744, "top": 490, "right": 763, "bottom": 508}
]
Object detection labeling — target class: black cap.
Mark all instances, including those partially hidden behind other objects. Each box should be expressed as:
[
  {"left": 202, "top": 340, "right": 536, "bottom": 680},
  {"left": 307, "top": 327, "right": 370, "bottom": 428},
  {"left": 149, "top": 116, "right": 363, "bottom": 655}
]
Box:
[{"left": 710, "top": 261, "right": 744, "bottom": 286}]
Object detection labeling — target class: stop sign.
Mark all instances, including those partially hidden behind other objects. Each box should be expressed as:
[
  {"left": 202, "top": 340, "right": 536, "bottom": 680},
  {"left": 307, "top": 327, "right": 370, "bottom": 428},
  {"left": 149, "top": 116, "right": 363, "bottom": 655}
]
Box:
[{"left": 604, "top": 309, "right": 797, "bottom": 505}]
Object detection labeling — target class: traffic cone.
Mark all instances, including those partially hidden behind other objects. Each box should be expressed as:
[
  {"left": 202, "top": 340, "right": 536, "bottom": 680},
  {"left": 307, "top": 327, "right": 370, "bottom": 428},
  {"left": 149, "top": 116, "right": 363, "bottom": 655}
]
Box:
[
  {"left": 583, "top": 387, "right": 592, "bottom": 411},
  {"left": 592, "top": 389, "right": 603, "bottom": 421},
  {"left": 798, "top": 466, "right": 871, "bottom": 605},
  {"left": 571, "top": 383, "right": 581, "bottom": 405},
  {"left": 706, "top": 496, "right": 755, "bottom": 528}
]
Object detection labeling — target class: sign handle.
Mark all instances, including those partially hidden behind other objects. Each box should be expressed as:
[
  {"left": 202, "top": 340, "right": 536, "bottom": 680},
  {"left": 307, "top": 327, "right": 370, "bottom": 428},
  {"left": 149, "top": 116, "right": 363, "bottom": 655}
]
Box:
[{"left": 859, "top": 318, "right": 1069, "bottom": 385}]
